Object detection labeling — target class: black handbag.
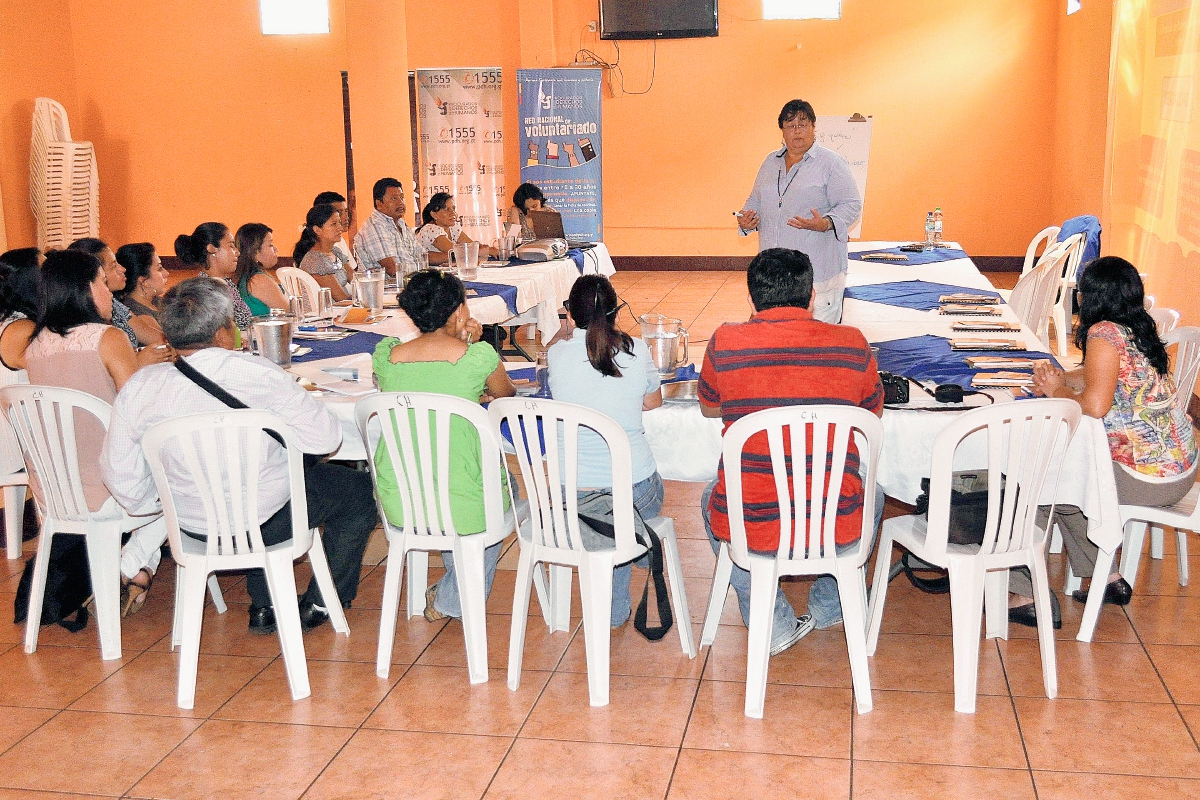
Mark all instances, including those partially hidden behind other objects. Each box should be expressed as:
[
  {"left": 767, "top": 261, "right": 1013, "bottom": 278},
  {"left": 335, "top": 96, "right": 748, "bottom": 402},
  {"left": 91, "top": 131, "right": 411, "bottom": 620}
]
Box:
[{"left": 902, "top": 471, "right": 1005, "bottom": 594}]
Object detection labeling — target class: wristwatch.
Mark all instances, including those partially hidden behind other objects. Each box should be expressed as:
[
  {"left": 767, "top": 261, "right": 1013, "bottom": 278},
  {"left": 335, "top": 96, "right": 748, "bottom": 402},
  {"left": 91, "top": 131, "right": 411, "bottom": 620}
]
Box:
[{"left": 824, "top": 215, "right": 836, "bottom": 235}]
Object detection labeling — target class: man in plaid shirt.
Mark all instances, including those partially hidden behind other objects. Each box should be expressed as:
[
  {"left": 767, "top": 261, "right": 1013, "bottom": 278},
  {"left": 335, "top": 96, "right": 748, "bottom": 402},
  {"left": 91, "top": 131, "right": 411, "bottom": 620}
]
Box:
[{"left": 353, "top": 177, "right": 423, "bottom": 278}]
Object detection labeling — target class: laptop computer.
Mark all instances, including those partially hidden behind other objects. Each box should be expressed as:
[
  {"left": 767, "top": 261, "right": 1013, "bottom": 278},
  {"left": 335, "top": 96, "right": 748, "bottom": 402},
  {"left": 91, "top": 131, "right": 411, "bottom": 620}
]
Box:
[{"left": 527, "top": 209, "right": 597, "bottom": 250}]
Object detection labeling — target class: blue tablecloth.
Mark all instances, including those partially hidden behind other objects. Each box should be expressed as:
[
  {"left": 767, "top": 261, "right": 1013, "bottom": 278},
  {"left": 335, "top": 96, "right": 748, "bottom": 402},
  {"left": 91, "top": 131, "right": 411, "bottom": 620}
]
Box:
[
  {"left": 849, "top": 246, "right": 967, "bottom": 265},
  {"left": 843, "top": 280, "right": 1001, "bottom": 312},
  {"left": 872, "top": 334, "right": 1059, "bottom": 388},
  {"left": 464, "top": 281, "right": 519, "bottom": 315},
  {"left": 291, "top": 331, "right": 387, "bottom": 362}
]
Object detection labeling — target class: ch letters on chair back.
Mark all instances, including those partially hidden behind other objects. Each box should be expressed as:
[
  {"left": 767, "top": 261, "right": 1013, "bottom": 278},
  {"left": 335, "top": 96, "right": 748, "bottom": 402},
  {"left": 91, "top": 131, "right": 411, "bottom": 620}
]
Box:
[
  {"left": 363, "top": 391, "right": 506, "bottom": 539},
  {"left": 2, "top": 386, "right": 110, "bottom": 524},
  {"left": 721, "top": 405, "right": 883, "bottom": 565},
  {"left": 924, "top": 406, "right": 1077, "bottom": 558},
  {"left": 495, "top": 398, "right": 639, "bottom": 561}
]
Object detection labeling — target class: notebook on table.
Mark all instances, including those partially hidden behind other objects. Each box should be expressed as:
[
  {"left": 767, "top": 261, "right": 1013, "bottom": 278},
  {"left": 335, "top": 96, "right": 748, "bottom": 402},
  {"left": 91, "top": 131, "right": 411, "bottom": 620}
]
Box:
[{"left": 527, "top": 209, "right": 597, "bottom": 250}]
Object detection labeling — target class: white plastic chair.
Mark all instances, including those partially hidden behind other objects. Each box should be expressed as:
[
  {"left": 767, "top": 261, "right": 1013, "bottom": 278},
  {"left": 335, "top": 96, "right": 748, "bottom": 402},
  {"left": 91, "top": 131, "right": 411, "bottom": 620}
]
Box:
[
  {"left": 866, "top": 399, "right": 1081, "bottom": 712},
  {"left": 1145, "top": 295, "right": 1156, "bottom": 311},
  {"left": 1047, "top": 234, "right": 1086, "bottom": 357},
  {"left": 699, "top": 405, "right": 883, "bottom": 717},
  {"left": 491, "top": 397, "right": 696, "bottom": 707},
  {"left": 1021, "top": 225, "right": 1061, "bottom": 276},
  {"left": 277, "top": 266, "right": 322, "bottom": 314},
  {"left": 1150, "top": 307, "right": 1181, "bottom": 337},
  {"left": 141, "top": 409, "right": 349, "bottom": 709},
  {"left": 0, "top": 359, "right": 29, "bottom": 559},
  {"left": 1, "top": 385, "right": 136, "bottom": 660},
  {"left": 355, "top": 392, "right": 518, "bottom": 683},
  {"left": 1008, "top": 252, "right": 1062, "bottom": 350}
]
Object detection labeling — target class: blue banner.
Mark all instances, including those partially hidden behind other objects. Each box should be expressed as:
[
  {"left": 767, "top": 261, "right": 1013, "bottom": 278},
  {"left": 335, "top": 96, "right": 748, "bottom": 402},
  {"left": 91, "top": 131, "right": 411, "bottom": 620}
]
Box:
[{"left": 517, "top": 69, "right": 603, "bottom": 242}]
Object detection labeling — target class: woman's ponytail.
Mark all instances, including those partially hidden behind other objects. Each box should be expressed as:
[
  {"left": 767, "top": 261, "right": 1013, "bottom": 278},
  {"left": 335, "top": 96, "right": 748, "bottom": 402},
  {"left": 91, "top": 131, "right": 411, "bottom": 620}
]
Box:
[{"left": 567, "top": 275, "right": 632, "bottom": 378}]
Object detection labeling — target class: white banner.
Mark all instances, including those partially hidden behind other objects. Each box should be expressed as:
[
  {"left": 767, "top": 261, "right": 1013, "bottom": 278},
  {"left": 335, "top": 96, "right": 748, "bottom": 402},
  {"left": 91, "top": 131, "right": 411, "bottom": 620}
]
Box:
[{"left": 415, "top": 68, "right": 505, "bottom": 243}]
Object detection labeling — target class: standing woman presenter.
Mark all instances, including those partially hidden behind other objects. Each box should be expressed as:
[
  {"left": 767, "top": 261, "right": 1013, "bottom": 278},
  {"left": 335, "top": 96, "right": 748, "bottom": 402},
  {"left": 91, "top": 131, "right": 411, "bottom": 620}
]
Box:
[{"left": 737, "top": 99, "right": 861, "bottom": 323}]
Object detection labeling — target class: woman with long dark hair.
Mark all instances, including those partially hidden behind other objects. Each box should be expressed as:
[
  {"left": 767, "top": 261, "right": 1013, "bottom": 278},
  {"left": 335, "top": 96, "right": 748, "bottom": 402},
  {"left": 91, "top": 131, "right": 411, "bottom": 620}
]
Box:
[
  {"left": 547, "top": 274, "right": 665, "bottom": 627},
  {"left": 175, "top": 222, "right": 253, "bottom": 330},
  {"left": 0, "top": 248, "right": 41, "bottom": 373},
  {"left": 8, "top": 250, "right": 167, "bottom": 613},
  {"left": 295, "top": 204, "right": 352, "bottom": 301},
  {"left": 1025, "top": 256, "right": 1198, "bottom": 618},
  {"left": 506, "top": 182, "right": 548, "bottom": 242},
  {"left": 372, "top": 269, "right": 516, "bottom": 621},
  {"left": 233, "top": 223, "right": 288, "bottom": 315},
  {"left": 68, "top": 237, "right": 139, "bottom": 348},
  {"left": 115, "top": 242, "right": 169, "bottom": 345},
  {"left": 415, "top": 192, "right": 496, "bottom": 263}
]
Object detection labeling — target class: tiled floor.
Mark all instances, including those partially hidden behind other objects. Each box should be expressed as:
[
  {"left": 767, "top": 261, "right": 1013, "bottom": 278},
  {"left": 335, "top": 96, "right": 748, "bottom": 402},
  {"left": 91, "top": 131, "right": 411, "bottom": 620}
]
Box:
[{"left": 1, "top": 271, "right": 1198, "bottom": 799}]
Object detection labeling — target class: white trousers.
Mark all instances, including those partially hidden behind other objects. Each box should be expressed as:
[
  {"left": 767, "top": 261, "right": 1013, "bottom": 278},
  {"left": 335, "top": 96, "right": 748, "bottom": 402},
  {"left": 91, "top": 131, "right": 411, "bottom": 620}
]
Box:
[{"left": 813, "top": 271, "right": 847, "bottom": 324}]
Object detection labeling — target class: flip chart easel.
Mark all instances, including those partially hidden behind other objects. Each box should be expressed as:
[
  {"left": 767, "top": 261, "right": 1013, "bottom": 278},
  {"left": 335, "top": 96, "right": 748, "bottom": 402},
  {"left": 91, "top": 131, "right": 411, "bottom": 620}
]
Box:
[{"left": 816, "top": 113, "right": 872, "bottom": 238}]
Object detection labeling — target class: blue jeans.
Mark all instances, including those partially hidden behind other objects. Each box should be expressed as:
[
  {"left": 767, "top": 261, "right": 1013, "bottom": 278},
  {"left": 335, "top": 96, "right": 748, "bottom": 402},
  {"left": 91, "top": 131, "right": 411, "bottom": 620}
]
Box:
[
  {"left": 702, "top": 474, "right": 884, "bottom": 645},
  {"left": 433, "top": 542, "right": 503, "bottom": 618}
]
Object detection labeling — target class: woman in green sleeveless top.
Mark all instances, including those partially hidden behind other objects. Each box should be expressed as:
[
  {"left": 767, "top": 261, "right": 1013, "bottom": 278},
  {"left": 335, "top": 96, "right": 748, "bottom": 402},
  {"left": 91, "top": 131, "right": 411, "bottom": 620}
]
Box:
[
  {"left": 233, "top": 223, "right": 289, "bottom": 316},
  {"left": 373, "top": 269, "right": 516, "bottom": 621}
]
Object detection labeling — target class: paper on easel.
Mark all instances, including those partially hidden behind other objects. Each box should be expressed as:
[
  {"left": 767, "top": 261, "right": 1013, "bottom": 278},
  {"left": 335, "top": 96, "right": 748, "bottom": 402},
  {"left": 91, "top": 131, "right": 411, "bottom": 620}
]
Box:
[{"left": 817, "top": 114, "right": 872, "bottom": 238}]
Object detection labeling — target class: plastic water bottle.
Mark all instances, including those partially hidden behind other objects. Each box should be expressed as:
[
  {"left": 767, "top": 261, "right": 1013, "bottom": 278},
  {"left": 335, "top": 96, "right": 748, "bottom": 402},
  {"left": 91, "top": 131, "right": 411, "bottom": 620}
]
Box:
[
  {"left": 924, "top": 212, "right": 935, "bottom": 248},
  {"left": 933, "top": 207, "right": 944, "bottom": 246}
]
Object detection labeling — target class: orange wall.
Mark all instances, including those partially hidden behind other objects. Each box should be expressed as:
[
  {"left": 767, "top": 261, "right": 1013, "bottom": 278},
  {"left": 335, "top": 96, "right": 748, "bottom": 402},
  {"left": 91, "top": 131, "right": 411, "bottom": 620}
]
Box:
[
  {"left": 0, "top": 0, "right": 1111, "bottom": 261},
  {"left": 0, "top": 0, "right": 79, "bottom": 250},
  {"left": 1051, "top": 1, "right": 1112, "bottom": 226},
  {"left": 543, "top": 0, "right": 1063, "bottom": 256}
]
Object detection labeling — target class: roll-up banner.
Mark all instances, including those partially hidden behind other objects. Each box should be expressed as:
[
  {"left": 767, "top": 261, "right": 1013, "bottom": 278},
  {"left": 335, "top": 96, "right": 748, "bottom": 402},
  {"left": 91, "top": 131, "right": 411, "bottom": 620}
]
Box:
[
  {"left": 414, "top": 67, "right": 505, "bottom": 241},
  {"left": 517, "top": 68, "right": 603, "bottom": 242}
]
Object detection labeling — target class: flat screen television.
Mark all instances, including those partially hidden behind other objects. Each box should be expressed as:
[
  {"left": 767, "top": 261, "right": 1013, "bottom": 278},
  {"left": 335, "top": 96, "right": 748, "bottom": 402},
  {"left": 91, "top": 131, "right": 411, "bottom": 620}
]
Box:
[{"left": 599, "top": 0, "right": 718, "bottom": 40}]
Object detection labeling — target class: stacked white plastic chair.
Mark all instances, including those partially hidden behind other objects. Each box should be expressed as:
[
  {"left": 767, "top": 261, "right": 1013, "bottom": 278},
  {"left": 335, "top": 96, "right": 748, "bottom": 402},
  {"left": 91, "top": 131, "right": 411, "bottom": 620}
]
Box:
[
  {"left": 1021, "top": 226, "right": 1061, "bottom": 276},
  {"left": 29, "top": 98, "right": 99, "bottom": 252},
  {"left": 1008, "top": 252, "right": 1063, "bottom": 351},
  {"left": 355, "top": 392, "right": 520, "bottom": 683},
  {"left": 1049, "top": 234, "right": 1086, "bottom": 358},
  {"left": 1149, "top": 307, "right": 1181, "bottom": 337},
  {"left": 141, "top": 408, "right": 349, "bottom": 709},
  {"left": 700, "top": 405, "right": 883, "bottom": 717},
  {"left": 866, "top": 399, "right": 1081, "bottom": 713},
  {"left": 491, "top": 397, "right": 695, "bottom": 707}
]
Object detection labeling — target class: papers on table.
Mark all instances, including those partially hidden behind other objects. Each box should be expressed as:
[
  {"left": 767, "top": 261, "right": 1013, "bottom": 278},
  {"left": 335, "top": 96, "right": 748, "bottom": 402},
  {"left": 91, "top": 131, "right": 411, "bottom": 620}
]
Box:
[
  {"left": 939, "top": 304, "right": 1000, "bottom": 316},
  {"left": 938, "top": 293, "right": 999, "bottom": 305},
  {"left": 964, "top": 355, "right": 1038, "bottom": 369},
  {"left": 972, "top": 372, "right": 1034, "bottom": 388},
  {"left": 949, "top": 338, "right": 1022, "bottom": 351},
  {"left": 950, "top": 320, "right": 1021, "bottom": 333}
]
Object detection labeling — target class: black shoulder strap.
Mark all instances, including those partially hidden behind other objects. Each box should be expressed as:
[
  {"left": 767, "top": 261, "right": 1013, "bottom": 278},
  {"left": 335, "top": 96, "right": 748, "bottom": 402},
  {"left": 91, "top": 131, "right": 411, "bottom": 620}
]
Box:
[{"left": 174, "top": 359, "right": 285, "bottom": 447}]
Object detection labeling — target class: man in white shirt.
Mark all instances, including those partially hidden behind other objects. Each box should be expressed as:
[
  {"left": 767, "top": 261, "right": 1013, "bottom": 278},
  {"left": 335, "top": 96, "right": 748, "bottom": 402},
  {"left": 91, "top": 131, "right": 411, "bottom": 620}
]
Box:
[
  {"left": 353, "top": 177, "right": 423, "bottom": 278},
  {"left": 313, "top": 190, "right": 358, "bottom": 275},
  {"left": 101, "top": 278, "right": 378, "bottom": 634}
]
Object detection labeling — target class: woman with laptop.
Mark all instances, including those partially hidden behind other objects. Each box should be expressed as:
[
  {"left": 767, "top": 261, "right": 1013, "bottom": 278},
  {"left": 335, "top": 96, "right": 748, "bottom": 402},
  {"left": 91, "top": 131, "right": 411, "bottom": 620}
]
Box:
[
  {"left": 415, "top": 192, "right": 497, "bottom": 263},
  {"left": 506, "top": 182, "right": 549, "bottom": 242}
]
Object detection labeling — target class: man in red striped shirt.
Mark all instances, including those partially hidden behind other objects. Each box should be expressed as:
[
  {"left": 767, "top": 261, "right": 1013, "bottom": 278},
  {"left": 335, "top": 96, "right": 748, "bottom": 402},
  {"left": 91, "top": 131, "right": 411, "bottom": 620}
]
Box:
[{"left": 699, "top": 247, "right": 884, "bottom": 655}]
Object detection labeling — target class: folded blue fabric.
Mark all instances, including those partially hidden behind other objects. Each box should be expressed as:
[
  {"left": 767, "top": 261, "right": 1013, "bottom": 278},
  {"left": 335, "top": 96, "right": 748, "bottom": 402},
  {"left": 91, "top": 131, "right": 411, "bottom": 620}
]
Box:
[
  {"left": 507, "top": 366, "right": 536, "bottom": 381},
  {"left": 568, "top": 249, "right": 585, "bottom": 273},
  {"left": 849, "top": 246, "right": 967, "bottom": 266},
  {"left": 844, "top": 280, "right": 1001, "bottom": 312},
  {"left": 666, "top": 364, "right": 700, "bottom": 383},
  {"left": 872, "top": 334, "right": 1059, "bottom": 389},
  {"left": 464, "top": 280, "right": 519, "bottom": 315},
  {"left": 291, "top": 331, "right": 387, "bottom": 362}
]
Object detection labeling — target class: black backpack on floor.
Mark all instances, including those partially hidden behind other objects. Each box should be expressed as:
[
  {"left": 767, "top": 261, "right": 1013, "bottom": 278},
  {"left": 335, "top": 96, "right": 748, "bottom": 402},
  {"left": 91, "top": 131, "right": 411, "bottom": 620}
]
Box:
[{"left": 13, "top": 535, "right": 92, "bottom": 632}]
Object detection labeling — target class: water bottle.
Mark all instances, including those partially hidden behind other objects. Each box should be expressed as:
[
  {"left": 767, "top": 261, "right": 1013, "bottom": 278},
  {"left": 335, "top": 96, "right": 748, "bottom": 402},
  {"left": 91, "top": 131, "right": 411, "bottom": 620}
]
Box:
[
  {"left": 535, "top": 351, "right": 552, "bottom": 398},
  {"left": 933, "top": 207, "right": 944, "bottom": 246},
  {"left": 924, "top": 212, "right": 935, "bottom": 248}
]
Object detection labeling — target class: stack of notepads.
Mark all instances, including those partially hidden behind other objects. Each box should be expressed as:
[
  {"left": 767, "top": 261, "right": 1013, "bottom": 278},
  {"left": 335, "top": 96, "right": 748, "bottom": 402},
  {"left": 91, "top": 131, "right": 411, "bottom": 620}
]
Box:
[
  {"left": 938, "top": 293, "right": 1000, "bottom": 316},
  {"left": 963, "top": 353, "right": 1043, "bottom": 389}
]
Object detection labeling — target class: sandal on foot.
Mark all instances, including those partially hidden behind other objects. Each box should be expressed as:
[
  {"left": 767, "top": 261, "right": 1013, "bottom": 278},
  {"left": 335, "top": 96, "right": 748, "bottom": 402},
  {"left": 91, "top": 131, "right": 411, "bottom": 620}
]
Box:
[
  {"left": 424, "top": 585, "right": 448, "bottom": 622},
  {"left": 121, "top": 568, "right": 153, "bottom": 617}
]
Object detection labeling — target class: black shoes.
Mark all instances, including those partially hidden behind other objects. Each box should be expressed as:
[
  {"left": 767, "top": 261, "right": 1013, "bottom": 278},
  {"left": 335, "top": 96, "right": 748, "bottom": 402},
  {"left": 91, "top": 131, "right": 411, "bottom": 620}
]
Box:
[
  {"left": 1008, "top": 590, "right": 1063, "bottom": 630},
  {"left": 247, "top": 597, "right": 330, "bottom": 635},
  {"left": 248, "top": 605, "right": 277, "bottom": 635},
  {"left": 1071, "top": 576, "right": 1132, "bottom": 607},
  {"left": 298, "top": 596, "right": 330, "bottom": 632}
]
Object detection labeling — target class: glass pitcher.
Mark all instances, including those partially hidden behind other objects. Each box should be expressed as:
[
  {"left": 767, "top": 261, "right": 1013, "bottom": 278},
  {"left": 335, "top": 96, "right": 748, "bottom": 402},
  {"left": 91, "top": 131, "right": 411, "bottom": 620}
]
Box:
[
  {"left": 639, "top": 313, "right": 689, "bottom": 378},
  {"left": 448, "top": 242, "right": 479, "bottom": 280}
]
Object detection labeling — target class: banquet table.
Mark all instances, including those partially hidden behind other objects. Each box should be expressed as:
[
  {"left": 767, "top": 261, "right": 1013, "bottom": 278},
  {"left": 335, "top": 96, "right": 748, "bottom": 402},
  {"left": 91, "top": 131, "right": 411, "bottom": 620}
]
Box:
[{"left": 324, "top": 251, "right": 600, "bottom": 348}]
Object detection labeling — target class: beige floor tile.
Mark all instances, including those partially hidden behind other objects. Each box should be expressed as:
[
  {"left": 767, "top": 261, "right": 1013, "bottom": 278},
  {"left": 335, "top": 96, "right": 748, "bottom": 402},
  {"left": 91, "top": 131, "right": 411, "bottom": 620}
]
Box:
[
  {"left": 1000, "top": 638, "right": 1168, "bottom": 702},
  {"left": 557, "top": 620, "right": 703, "bottom": 679},
  {"left": 683, "top": 679, "right": 852, "bottom": 758},
  {"left": 129, "top": 718, "right": 351, "bottom": 800},
  {"left": 867, "top": 632, "right": 1009, "bottom": 696},
  {"left": 364, "top": 664, "right": 549, "bottom": 736},
  {"left": 69, "top": 649, "right": 270, "bottom": 717},
  {"left": 0, "top": 710, "right": 199, "bottom": 796},
  {"left": 303, "top": 728, "right": 511, "bottom": 799},
  {"left": 702, "top": 626, "right": 854, "bottom": 689},
  {"left": 1124, "top": 595, "right": 1200, "bottom": 645},
  {"left": 521, "top": 672, "right": 698, "bottom": 747},
  {"left": 214, "top": 657, "right": 400, "bottom": 727},
  {"left": 0, "top": 645, "right": 124, "bottom": 709},
  {"left": 853, "top": 691, "right": 1026, "bottom": 769},
  {"left": 668, "top": 750, "right": 850, "bottom": 799},
  {"left": 417, "top": 610, "right": 575, "bottom": 673},
  {"left": 1034, "top": 770, "right": 1200, "bottom": 799},
  {"left": 485, "top": 738, "right": 676, "bottom": 800},
  {"left": 1016, "top": 697, "right": 1200, "bottom": 777},
  {"left": 0, "top": 705, "right": 56, "bottom": 753},
  {"left": 853, "top": 761, "right": 1036, "bottom": 799},
  {"left": 1150, "top": 645, "right": 1200, "bottom": 704}
]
